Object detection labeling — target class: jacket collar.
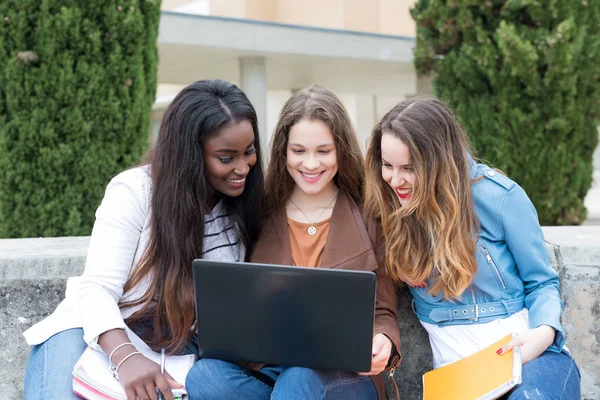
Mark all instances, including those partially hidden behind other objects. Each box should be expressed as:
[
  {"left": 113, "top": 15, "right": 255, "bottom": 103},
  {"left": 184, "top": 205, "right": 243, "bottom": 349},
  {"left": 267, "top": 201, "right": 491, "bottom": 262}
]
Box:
[
  {"left": 468, "top": 153, "right": 478, "bottom": 180},
  {"left": 320, "top": 190, "right": 370, "bottom": 269},
  {"left": 251, "top": 190, "right": 372, "bottom": 269}
]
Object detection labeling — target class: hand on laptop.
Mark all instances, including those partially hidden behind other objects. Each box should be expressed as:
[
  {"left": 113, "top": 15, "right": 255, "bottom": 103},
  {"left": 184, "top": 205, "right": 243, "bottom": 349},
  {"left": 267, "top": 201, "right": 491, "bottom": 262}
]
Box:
[{"left": 357, "top": 333, "right": 392, "bottom": 375}]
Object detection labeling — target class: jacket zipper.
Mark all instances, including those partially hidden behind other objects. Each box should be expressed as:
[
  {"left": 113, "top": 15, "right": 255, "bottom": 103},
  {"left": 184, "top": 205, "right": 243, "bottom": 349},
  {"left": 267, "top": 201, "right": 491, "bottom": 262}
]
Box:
[{"left": 481, "top": 246, "right": 506, "bottom": 289}]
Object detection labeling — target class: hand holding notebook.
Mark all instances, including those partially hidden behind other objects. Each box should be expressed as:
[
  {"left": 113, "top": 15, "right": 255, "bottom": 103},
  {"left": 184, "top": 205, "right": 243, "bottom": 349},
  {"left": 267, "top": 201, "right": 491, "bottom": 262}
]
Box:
[
  {"left": 497, "top": 325, "right": 556, "bottom": 363},
  {"left": 72, "top": 330, "right": 195, "bottom": 400},
  {"left": 423, "top": 334, "right": 522, "bottom": 400}
]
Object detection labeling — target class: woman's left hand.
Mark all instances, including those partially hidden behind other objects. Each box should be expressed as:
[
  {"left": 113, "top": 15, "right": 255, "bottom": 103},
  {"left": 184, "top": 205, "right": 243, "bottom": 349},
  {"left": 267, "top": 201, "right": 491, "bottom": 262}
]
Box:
[
  {"left": 358, "top": 333, "right": 392, "bottom": 376},
  {"left": 497, "top": 325, "right": 556, "bottom": 364}
]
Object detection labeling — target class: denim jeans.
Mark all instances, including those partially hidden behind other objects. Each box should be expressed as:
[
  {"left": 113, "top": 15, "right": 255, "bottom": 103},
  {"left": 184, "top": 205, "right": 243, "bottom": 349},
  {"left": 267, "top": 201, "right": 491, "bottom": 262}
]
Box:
[
  {"left": 502, "top": 350, "right": 580, "bottom": 400},
  {"left": 23, "top": 327, "right": 200, "bottom": 400},
  {"left": 24, "top": 328, "right": 88, "bottom": 400},
  {"left": 185, "top": 358, "right": 377, "bottom": 400}
]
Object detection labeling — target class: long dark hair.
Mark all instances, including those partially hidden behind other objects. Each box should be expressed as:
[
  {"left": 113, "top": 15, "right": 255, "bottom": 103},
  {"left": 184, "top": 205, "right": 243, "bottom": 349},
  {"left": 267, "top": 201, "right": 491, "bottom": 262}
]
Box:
[
  {"left": 121, "top": 79, "right": 264, "bottom": 352},
  {"left": 265, "top": 85, "right": 364, "bottom": 214}
]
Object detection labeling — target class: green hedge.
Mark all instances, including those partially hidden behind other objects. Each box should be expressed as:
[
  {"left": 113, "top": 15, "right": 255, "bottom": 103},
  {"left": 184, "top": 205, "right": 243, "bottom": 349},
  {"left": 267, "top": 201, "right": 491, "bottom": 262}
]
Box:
[
  {"left": 412, "top": 0, "right": 600, "bottom": 225},
  {"left": 0, "top": 0, "right": 161, "bottom": 237}
]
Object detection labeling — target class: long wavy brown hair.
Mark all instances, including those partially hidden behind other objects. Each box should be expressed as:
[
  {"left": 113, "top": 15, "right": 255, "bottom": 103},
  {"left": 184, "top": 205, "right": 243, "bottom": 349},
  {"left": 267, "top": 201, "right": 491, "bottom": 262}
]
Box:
[
  {"left": 120, "top": 80, "right": 264, "bottom": 352},
  {"left": 264, "top": 85, "right": 364, "bottom": 213},
  {"left": 365, "top": 98, "right": 478, "bottom": 300}
]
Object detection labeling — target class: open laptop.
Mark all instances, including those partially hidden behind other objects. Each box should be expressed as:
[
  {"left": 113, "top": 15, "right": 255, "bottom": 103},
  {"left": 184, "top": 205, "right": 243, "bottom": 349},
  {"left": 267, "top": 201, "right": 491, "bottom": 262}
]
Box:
[{"left": 192, "top": 259, "right": 377, "bottom": 372}]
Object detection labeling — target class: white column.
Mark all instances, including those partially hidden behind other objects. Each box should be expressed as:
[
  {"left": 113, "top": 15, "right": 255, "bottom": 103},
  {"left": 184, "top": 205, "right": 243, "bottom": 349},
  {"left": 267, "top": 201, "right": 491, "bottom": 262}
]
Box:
[
  {"left": 354, "top": 94, "right": 377, "bottom": 152},
  {"left": 266, "top": 90, "right": 293, "bottom": 148},
  {"left": 239, "top": 56, "right": 268, "bottom": 159},
  {"left": 336, "top": 93, "right": 376, "bottom": 154},
  {"left": 416, "top": 72, "right": 435, "bottom": 96}
]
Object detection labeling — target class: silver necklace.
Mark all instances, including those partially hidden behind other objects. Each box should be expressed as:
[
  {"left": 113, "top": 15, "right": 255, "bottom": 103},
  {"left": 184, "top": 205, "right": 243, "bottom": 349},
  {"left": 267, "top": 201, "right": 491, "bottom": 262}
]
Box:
[{"left": 289, "top": 193, "right": 338, "bottom": 236}]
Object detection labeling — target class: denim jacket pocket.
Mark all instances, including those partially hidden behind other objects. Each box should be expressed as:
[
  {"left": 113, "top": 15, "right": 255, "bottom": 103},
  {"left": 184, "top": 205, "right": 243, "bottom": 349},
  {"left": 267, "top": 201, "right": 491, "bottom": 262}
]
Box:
[{"left": 480, "top": 245, "right": 507, "bottom": 290}]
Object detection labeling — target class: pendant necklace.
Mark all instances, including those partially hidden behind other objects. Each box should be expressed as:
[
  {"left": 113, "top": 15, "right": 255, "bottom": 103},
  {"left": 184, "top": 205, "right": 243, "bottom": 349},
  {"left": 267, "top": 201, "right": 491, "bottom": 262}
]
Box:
[{"left": 289, "top": 193, "right": 338, "bottom": 236}]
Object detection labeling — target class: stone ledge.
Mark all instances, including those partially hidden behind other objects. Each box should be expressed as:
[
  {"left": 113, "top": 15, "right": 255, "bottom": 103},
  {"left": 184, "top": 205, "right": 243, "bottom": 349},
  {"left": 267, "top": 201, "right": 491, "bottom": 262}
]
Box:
[
  {"left": 0, "top": 237, "right": 89, "bottom": 280},
  {"left": 1, "top": 227, "right": 599, "bottom": 399},
  {"left": 543, "top": 226, "right": 600, "bottom": 400}
]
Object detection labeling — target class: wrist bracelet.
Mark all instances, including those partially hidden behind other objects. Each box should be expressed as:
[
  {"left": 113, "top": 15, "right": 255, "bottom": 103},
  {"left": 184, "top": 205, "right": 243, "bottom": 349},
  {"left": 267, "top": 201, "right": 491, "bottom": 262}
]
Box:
[
  {"left": 108, "top": 342, "right": 135, "bottom": 367},
  {"left": 111, "top": 351, "right": 142, "bottom": 380}
]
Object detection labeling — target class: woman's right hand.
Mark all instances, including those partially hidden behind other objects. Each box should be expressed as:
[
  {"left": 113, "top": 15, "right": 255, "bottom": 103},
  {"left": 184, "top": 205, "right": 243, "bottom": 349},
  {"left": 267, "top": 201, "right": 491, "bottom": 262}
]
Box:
[
  {"left": 100, "top": 329, "right": 183, "bottom": 400},
  {"left": 117, "top": 353, "right": 183, "bottom": 400}
]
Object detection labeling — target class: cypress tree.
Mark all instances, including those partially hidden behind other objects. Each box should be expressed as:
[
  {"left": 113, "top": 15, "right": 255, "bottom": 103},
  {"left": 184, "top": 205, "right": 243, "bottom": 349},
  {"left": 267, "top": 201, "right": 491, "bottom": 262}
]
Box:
[
  {"left": 412, "top": 0, "right": 600, "bottom": 225},
  {"left": 0, "top": 0, "right": 161, "bottom": 237}
]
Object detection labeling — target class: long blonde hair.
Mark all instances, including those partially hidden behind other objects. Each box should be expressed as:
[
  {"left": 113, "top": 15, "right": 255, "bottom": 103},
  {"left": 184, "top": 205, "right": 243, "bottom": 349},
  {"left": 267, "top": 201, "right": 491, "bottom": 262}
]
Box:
[
  {"left": 365, "top": 98, "right": 478, "bottom": 300},
  {"left": 264, "top": 85, "right": 365, "bottom": 214}
]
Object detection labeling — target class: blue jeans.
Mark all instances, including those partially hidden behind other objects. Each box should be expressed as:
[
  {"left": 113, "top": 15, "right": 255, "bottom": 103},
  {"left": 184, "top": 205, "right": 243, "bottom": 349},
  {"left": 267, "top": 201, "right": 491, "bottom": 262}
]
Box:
[
  {"left": 502, "top": 350, "right": 580, "bottom": 400},
  {"left": 185, "top": 358, "right": 377, "bottom": 400},
  {"left": 24, "top": 328, "right": 88, "bottom": 400},
  {"left": 24, "top": 327, "right": 200, "bottom": 399}
]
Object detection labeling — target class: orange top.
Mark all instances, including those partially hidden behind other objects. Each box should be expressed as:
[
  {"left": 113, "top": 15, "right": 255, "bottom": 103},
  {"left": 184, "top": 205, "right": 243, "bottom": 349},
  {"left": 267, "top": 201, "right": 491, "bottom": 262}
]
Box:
[{"left": 287, "top": 217, "right": 331, "bottom": 267}]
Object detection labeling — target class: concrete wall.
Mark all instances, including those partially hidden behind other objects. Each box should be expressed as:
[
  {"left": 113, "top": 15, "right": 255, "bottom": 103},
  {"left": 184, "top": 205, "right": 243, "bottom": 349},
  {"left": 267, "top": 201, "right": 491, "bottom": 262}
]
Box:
[
  {"left": 543, "top": 227, "right": 600, "bottom": 398},
  {"left": 1, "top": 228, "right": 599, "bottom": 399}
]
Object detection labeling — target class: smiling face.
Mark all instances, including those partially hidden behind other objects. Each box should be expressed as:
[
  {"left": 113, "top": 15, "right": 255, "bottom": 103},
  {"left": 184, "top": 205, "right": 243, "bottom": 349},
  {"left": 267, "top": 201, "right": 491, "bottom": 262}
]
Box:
[
  {"left": 203, "top": 119, "right": 257, "bottom": 198},
  {"left": 286, "top": 119, "right": 338, "bottom": 197},
  {"left": 381, "top": 132, "right": 415, "bottom": 206}
]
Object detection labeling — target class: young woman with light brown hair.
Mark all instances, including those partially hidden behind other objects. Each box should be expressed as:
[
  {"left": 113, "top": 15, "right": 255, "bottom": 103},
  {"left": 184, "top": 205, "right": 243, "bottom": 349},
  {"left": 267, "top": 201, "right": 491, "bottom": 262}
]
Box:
[
  {"left": 185, "top": 85, "right": 401, "bottom": 400},
  {"left": 365, "top": 97, "right": 580, "bottom": 398}
]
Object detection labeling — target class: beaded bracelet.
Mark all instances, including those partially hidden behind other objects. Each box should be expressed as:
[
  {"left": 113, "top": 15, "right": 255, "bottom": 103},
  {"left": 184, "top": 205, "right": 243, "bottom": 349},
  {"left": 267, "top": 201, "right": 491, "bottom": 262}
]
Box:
[{"left": 111, "top": 351, "right": 142, "bottom": 380}]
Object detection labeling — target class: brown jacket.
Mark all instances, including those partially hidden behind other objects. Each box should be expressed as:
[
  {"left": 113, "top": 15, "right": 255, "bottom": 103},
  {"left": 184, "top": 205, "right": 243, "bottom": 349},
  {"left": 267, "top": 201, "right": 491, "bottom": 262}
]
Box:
[{"left": 244, "top": 190, "right": 401, "bottom": 399}]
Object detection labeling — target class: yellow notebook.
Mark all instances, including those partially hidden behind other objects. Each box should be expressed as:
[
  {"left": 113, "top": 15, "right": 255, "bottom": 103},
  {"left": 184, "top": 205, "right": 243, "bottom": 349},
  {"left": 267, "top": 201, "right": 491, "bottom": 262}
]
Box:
[{"left": 423, "top": 335, "right": 522, "bottom": 400}]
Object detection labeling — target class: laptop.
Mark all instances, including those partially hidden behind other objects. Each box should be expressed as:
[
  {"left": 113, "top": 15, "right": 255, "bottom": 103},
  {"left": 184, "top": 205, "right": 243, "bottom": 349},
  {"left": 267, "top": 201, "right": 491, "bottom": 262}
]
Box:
[{"left": 192, "top": 259, "right": 377, "bottom": 372}]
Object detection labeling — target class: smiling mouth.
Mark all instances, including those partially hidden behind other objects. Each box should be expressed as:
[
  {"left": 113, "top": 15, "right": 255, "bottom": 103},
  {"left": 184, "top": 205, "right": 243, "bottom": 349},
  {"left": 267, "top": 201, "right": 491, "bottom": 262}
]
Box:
[
  {"left": 396, "top": 188, "right": 412, "bottom": 199},
  {"left": 227, "top": 177, "right": 246, "bottom": 184},
  {"left": 301, "top": 171, "right": 323, "bottom": 179}
]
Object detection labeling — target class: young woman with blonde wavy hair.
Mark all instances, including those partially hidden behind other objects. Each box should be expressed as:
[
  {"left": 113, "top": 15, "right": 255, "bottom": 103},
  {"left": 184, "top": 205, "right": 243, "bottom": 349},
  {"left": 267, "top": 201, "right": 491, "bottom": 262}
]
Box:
[
  {"left": 365, "top": 97, "right": 580, "bottom": 399},
  {"left": 185, "top": 85, "right": 401, "bottom": 400}
]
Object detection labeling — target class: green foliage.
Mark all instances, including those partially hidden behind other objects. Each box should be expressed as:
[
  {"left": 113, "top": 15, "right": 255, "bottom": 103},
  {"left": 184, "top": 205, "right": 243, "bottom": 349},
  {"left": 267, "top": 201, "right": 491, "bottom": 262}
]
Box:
[
  {"left": 412, "top": 0, "right": 600, "bottom": 225},
  {"left": 0, "top": 0, "right": 161, "bottom": 237}
]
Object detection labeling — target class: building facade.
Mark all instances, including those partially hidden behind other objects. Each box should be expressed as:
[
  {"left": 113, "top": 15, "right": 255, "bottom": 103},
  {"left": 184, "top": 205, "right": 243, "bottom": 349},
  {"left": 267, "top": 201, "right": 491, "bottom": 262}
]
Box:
[
  {"left": 154, "top": 1, "right": 599, "bottom": 223},
  {"left": 155, "top": 0, "right": 421, "bottom": 152}
]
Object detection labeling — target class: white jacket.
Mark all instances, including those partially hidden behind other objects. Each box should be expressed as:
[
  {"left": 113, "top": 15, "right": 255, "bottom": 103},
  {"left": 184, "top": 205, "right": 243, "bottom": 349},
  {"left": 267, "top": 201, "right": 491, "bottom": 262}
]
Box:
[{"left": 23, "top": 166, "right": 244, "bottom": 350}]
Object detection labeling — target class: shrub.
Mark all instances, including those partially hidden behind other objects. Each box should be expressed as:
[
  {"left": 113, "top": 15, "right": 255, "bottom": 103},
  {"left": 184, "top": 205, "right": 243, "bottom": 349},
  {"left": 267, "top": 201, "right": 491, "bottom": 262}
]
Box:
[
  {"left": 412, "top": 0, "right": 600, "bottom": 225},
  {"left": 0, "top": 0, "right": 161, "bottom": 237}
]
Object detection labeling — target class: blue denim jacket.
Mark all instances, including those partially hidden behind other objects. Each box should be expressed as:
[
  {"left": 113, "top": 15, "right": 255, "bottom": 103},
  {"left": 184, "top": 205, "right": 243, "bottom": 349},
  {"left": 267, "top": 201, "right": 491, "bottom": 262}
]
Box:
[{"left": 410, "top": 157, "right": 565, "bottom": 352}]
